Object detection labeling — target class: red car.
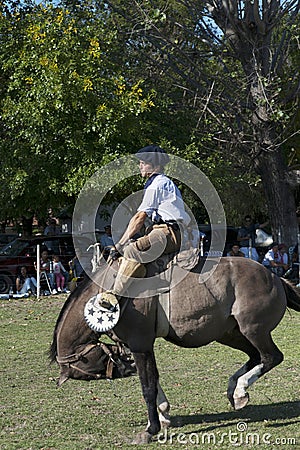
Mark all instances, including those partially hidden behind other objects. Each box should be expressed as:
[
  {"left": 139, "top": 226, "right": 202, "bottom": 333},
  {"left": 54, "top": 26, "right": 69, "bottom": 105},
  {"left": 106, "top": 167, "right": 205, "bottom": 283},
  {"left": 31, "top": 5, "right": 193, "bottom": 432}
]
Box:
[{"left": 0, "top": 234, "right": 93, "bottom": 294}]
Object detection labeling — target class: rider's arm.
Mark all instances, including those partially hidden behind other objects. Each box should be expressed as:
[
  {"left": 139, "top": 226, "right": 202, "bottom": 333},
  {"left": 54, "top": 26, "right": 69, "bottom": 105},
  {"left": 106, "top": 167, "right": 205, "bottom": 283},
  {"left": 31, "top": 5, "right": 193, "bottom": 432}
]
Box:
[{"left": 118, "top": 211, "right": 147, "bottom": 246}]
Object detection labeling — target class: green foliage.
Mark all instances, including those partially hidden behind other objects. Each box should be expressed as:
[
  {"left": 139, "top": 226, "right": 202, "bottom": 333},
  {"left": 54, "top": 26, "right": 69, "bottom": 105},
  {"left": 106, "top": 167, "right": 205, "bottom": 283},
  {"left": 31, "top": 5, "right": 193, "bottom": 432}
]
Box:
[
  {"left": 0, "top": 1, "right": 156, "bottom": 220},
  {"left": 0, "top": 0, "right": 298, "bottom": 228}
]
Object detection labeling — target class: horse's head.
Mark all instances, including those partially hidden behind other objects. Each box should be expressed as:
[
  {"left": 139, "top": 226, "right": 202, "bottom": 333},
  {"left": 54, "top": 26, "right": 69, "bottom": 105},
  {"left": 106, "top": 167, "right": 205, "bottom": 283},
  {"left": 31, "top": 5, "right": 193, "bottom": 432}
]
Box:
[
  {"left": 49, "top": 277, "right": 113, "bottom": 385},
  {"left": 50, "top": 261, "right": 138, "bottom": 386},
  {"left": 55, "top": 340, "right": 111, "bottom": 386}
]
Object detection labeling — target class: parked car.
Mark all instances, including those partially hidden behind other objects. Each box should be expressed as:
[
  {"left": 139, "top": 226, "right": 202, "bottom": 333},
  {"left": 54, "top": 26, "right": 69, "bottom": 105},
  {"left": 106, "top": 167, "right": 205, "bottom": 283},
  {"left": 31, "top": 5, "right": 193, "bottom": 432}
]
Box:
[
  {"left": 0, "top": 234, "right": 93, "bottom": 294},
  {"left": 0, "top": 233, "right": 18, "bottom": 251}
]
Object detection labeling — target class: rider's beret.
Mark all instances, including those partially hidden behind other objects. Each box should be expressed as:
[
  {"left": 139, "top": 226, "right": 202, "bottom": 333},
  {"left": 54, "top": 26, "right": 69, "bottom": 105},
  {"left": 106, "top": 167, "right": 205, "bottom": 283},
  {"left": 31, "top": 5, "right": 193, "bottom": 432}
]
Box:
[{"left": 135, "top": 145, "right": 170, "bottom": 167}]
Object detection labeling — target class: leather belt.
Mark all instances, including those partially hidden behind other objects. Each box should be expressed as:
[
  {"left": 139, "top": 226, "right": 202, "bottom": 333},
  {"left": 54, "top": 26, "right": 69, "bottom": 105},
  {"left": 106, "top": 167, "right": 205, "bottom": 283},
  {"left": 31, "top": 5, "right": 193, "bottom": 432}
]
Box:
[{"left": 155, "top": 220, "right": 180, "bottom": 231}]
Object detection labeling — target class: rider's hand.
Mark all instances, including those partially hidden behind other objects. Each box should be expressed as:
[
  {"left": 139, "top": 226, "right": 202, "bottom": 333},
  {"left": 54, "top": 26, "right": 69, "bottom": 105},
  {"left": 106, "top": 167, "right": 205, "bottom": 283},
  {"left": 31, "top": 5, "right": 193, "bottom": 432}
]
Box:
[{"left": 109, "top": 247, "right": 120, "bottom": 261}]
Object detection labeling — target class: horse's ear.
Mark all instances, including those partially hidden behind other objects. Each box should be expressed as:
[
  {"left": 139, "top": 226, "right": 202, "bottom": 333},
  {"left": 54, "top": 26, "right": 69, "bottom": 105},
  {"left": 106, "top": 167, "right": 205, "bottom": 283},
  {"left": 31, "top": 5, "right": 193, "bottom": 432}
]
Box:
[{"left": 57, "top": 371, "right": 69, "bottom": 387}]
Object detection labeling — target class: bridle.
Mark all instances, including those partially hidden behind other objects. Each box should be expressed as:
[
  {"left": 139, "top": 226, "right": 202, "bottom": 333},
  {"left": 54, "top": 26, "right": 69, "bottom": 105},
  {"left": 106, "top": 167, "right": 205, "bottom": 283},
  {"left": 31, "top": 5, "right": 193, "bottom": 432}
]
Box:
[
  {"left": 56, "top": 341, "right": 120, "bottom": 379},
  {"left": 55, "top": 261, "right": 130, "bottom": 380}
]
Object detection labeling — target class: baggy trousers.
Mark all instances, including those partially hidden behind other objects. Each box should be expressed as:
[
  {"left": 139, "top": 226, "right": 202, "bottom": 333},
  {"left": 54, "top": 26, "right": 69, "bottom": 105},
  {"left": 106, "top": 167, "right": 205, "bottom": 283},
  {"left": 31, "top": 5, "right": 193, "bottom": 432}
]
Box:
[{"left": 113, "top": 224, "right": 181, "bottom": 296}]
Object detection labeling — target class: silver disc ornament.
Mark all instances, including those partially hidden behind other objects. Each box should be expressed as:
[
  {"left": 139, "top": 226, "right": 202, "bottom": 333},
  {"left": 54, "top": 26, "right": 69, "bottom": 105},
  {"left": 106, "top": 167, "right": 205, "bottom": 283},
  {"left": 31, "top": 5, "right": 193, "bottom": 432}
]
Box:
[{"left": 84, "top": 294, "right": 120, "bottom": 333}]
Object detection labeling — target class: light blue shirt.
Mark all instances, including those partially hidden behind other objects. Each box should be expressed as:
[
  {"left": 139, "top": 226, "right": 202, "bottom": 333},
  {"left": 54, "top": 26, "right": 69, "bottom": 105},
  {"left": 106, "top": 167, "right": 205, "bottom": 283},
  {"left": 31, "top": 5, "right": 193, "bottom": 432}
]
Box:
[
  {"left": 100, "top": 234, "right": 114, "bottom": 249},
  {"left": 137, "top": 174, "right": 190, "bottom": 225}
]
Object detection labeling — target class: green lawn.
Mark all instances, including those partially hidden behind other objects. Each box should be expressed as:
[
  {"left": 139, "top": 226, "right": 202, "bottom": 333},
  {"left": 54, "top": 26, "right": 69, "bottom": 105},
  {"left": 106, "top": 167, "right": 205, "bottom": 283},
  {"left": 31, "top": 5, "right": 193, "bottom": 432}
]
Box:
[{"left": 0, "top": 296, "right": 299, "bottom": 449}]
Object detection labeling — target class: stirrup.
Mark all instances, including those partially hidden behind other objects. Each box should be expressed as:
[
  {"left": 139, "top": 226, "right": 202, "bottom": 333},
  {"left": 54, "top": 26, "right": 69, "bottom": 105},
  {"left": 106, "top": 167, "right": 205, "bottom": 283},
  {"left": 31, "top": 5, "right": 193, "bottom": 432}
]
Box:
[{"left": 97, "top": 291, "right": 118, "bottom": 311}]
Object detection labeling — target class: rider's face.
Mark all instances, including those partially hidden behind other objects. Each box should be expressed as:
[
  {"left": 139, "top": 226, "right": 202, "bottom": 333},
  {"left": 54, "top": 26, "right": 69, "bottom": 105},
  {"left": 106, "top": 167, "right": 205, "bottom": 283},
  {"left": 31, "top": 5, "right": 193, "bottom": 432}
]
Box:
[{"left": 139, "top": 160, "right": 155, "bottom": 178}]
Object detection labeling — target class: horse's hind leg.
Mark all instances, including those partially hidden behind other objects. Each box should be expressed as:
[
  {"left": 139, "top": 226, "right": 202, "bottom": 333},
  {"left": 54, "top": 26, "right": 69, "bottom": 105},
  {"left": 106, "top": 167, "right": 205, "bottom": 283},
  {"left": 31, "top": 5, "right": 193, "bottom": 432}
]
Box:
[
  {"left": 232, "top": 331, "right": 283, "bottom": 410},
  {"left": 218, "top": 328, "right": 261, "bottom": 408}
]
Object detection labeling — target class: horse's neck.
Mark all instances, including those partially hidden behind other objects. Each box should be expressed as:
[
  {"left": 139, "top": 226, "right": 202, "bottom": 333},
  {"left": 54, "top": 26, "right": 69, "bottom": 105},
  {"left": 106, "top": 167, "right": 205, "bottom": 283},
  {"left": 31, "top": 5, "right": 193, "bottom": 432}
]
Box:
[{"left": 56, "top": 285, "right": 99, "bottom": 356}]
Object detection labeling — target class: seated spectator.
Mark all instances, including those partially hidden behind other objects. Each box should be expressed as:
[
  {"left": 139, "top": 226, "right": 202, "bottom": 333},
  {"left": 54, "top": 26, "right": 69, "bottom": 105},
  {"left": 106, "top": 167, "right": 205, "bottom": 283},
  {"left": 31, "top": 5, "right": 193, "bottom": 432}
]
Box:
[
  {"left": 68, "top": 250, "right": 85, "bottom": 292},
  {"left": 227, "top": 243, "right": 245, "bottom": 257},
  {"left": 284, "top": 244, "right": 299, "bottom": 282},
  {"left": 16, "top": 266, "right": 37, "bottom": 295},
  {"left": 277, "top": 243, "right": 289, "bottom": 276},
  {"left": 69, "top": 251, "right": 84, "bottom": 279},
  {"left": 262, "top": 243, "right": 288, "bottom": 276},
  {"left": 292, "top": 244, "right": 299, "bottom": 264},
  {"left": 100, "top": 225, "right": 115, "bottom": 259}
]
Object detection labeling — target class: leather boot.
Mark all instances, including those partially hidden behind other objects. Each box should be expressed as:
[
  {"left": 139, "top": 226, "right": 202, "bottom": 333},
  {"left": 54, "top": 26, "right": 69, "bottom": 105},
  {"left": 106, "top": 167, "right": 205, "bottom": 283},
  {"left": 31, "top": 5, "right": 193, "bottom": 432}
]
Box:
[{"left": 99, "top": 258, "right": 146, "bottom": 309}]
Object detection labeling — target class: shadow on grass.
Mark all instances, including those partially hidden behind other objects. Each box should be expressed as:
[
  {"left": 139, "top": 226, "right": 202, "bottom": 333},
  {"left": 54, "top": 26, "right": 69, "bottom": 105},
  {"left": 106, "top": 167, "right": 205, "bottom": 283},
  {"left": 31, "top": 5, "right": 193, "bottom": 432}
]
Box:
[{"left": 171, "top": 401, "right": 300, "bottom": 432}]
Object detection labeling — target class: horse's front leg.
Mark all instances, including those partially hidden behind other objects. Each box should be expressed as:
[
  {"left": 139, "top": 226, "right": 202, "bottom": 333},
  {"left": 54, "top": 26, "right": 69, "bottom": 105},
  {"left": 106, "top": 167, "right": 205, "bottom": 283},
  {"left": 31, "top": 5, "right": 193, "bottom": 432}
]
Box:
[{"left": 132, "top": 350, "right": 160, "bottom": 444}]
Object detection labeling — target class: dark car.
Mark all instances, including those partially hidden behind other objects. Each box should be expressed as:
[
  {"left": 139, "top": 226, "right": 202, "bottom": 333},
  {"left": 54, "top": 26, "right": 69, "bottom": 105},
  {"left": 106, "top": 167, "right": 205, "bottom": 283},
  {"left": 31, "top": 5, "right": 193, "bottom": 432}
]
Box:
[
  {"left": 0, "top": 234, "right": 93, "bottom": 294},
  {"left": 198, "top": 224, "right": 238, "bottom": 256}
]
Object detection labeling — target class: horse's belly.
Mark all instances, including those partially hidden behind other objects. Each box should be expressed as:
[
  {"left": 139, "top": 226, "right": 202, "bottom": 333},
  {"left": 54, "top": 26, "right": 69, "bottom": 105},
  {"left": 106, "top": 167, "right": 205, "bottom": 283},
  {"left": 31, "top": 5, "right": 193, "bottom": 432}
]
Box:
[{"left": 168, "top": 313, "right": 233, "bottom": 347}]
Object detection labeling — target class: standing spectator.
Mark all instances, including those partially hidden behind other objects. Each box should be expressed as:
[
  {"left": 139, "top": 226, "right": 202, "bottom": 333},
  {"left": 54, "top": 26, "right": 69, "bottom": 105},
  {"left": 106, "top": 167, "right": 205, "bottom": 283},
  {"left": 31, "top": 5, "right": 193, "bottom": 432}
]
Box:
[
  {"left": 68, "top": 249, "right": 85, "bottom": 292},
  {"left": 44, "top": 218, "right": 59, "bottom": 236},
  {"left": 53, "top": 255, "right": 68, "bottom": 293},
  {"left": 292, "top": 244, "right": 298, "bottom": 264},
  {"left": 237, "top": 215, "right": 269, "bottom": 261},
  {"left": 284, "top": 244, "right": 299, "bottom": 283},
  {"left": 44, "top": 218, "right": 60, "bottom": 253}
]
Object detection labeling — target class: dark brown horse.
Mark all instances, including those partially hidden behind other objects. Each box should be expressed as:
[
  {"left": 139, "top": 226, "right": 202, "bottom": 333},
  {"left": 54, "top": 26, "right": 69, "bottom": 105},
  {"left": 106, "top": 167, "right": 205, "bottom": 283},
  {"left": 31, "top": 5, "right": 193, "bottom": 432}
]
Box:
[{"left": 50, "top": 257, "right": 300, "bottom": 444}]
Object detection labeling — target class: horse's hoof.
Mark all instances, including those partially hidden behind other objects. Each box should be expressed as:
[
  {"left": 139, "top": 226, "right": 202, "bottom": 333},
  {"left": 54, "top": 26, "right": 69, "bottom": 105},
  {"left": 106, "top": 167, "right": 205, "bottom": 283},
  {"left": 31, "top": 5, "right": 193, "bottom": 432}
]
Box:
[
  {"left": 131, "top": 431, "right": 152, "bottom": 444},
  {"left": 160, "top": 417, "right": 171, "bottom": 428},
  {"left": 234, "top": 393, "right": 249, "bottom": 410},
  {"left": 227, "top": 392, "right": 235, "bottom": 408},
  {"left": 158, "top": 405, "right": 171, "bottom": 428}
]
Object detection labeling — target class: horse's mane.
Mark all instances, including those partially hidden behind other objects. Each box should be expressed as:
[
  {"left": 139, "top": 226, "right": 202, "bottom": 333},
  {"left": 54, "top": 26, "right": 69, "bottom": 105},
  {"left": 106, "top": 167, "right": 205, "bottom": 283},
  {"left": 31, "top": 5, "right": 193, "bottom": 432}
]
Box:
[{"left": 49, "top": 276, "right": 91, "bottom": 363}]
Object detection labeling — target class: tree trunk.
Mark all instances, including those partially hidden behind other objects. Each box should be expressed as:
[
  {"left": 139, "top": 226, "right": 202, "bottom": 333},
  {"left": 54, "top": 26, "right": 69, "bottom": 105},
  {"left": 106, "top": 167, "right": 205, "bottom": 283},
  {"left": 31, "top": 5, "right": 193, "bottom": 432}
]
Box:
[
  {"left": 254, "top": 149, "right": 298, "bottom": 248},
  {"left": 208, "top": 0, "right": 299, "bottom": 248},
  {"left": 248, "top": 53, "right": 298, "bottom": 248}
]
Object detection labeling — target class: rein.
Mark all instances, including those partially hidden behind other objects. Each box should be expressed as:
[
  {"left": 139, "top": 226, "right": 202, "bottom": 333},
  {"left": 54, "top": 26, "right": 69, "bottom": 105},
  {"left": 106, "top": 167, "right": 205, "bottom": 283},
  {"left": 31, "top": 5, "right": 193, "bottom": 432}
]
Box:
[
  {"left": 56, "top": 341, "right": 123, "bottom": 379},
  {"left": 56, "top": 343, "right": 99, "bottom": 364}
]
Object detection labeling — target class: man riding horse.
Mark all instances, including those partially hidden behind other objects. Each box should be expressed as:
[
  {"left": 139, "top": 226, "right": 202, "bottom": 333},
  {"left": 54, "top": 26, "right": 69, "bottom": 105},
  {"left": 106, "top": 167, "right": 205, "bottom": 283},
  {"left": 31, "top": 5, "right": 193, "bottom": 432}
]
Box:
[{"left": 99, "top": 145, "right": 191, "bottom": 310}]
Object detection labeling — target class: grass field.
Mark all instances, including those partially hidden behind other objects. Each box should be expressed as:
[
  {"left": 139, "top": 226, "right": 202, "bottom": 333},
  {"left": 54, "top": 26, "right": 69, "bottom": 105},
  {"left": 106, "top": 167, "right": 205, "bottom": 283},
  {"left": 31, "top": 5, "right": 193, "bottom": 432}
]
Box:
[{"left": 0, "top": 295, "right": 299, "bottom": 449}]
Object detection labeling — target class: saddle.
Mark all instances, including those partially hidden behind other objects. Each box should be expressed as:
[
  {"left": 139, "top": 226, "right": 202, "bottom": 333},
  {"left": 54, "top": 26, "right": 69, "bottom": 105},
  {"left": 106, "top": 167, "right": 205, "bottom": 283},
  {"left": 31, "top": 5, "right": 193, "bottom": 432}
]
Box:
[
  {"left": 145, "top": 247, "right": 200, "bottom": 278},
  {"left": 145, "top": 248, "right": 201, "bottom": 338},
  {"left": 84, "top": 248, "right": 201, "bottom": 334}
]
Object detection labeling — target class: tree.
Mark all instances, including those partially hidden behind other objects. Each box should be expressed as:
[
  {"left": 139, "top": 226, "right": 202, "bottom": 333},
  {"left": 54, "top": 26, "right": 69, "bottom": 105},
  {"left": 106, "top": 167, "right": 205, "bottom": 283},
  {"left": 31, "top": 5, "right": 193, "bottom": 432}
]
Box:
[
  {"left": 0, "top": 0, "right": 156, "bottom": 225},
  {"left": 106, "top": 0, "right": 300, "bottom": 246}
]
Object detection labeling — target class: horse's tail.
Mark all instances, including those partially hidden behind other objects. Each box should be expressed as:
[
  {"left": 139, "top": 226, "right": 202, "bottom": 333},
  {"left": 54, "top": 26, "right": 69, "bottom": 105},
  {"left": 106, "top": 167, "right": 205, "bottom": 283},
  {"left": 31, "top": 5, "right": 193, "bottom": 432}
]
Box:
[{"left": 281, "top": 278, "right": 300, "bottom": 312}]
